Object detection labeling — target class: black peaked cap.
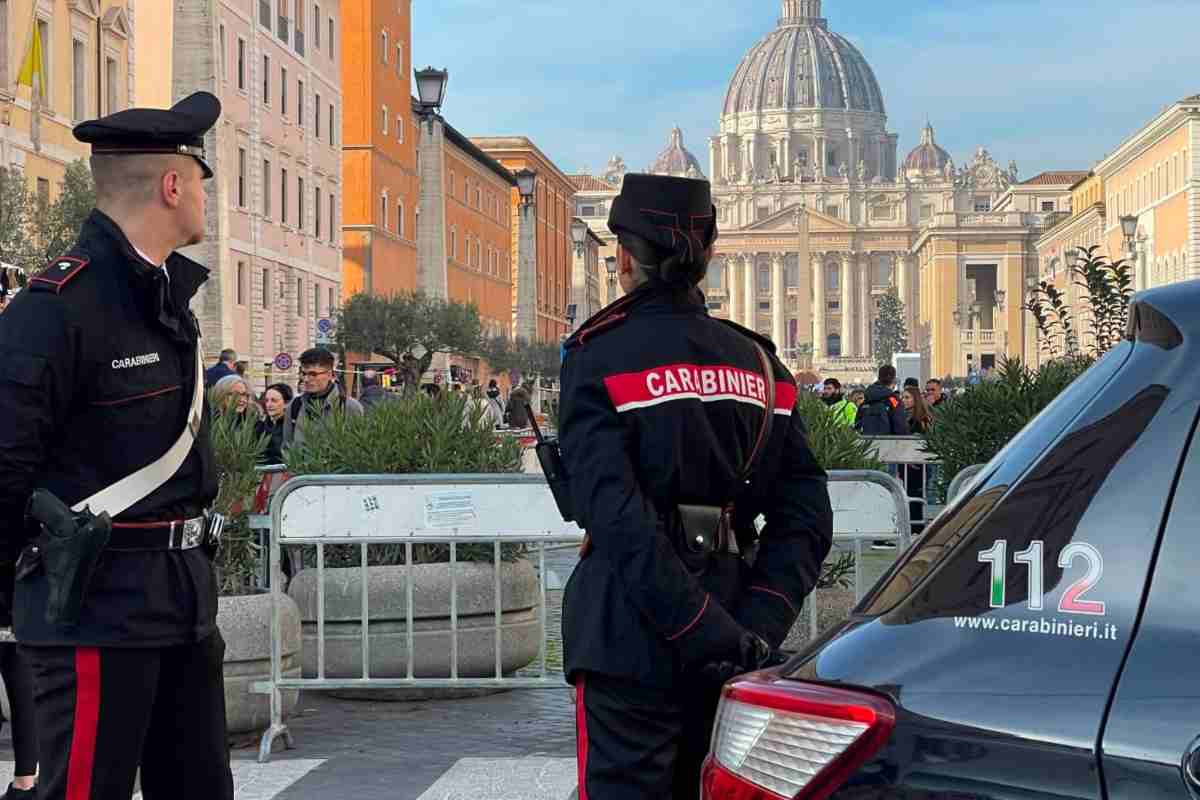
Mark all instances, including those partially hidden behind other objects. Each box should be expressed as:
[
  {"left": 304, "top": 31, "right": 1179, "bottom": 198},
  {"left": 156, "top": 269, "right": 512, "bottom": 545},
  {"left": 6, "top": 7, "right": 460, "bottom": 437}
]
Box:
[
  {"left": 608, "top": 173, "right": 718, "bottom": 266},
  {"left": 73, "top": 91, "right": 222, "bottom": 179}
]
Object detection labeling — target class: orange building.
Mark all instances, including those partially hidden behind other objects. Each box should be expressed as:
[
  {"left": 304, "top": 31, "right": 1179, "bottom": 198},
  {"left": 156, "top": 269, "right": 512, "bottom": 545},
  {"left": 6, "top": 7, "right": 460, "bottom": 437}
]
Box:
[
  {"left": 436, "top": 114, "right": 517, "bottom": 343},
  {"left": 341, "top": 0, "right": 419, "bottom": 299},
  {"left": 472, "top": 137, "right": 576, "bottom": 342}
]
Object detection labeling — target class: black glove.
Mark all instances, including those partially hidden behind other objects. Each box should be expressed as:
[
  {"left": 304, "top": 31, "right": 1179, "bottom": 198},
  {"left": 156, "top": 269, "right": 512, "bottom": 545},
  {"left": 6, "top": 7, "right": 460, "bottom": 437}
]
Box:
[{"left": 698, "top": 632, "right": 788, "bottom": 686}]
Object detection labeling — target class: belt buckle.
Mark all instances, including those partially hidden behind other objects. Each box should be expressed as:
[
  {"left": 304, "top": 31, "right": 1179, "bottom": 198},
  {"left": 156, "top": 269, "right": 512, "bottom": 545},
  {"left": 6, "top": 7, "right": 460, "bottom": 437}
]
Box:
[
  {"left": 180, "top": 519, "right": 205, "bottom": 550},
  {"left": 205, "top": 511, "right": 225, "bottom": 551}
]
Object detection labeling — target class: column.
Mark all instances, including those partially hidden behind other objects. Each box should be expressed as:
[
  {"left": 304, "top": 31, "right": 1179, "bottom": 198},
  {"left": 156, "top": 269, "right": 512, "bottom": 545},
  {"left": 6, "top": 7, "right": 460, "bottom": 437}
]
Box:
[
  {"left": 840, "top": 252, "right": 854, "bottom": 357},
  {"left": 417, "top": 116, "right": 449, "bottom": 299},
  {"left": 724, "top": 255, "right": 734, "bottom": 323},
  {"left": 744, "top": 254, "right": 756, "bottom": 331},
  {"left": 812, "top": 253, "right": 825, "bottom": 360},
  {"left": 896, "top": 252, "right": 910, "bottom": 313},
  {"left": 859, "top": 253, "right": 871, "bottom": 357},
  {"left": 515, "top": 200, "right": 538, "bottom": 340},
  {"left": 771, "top": 253, "right": 785, "bottom": 350}
]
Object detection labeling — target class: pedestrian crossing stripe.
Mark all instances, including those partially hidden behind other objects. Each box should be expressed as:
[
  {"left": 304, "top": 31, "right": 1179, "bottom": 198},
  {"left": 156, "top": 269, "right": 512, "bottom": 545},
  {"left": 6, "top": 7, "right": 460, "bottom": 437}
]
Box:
[{"left": 417, "top": 758, "right": 577, "bottom": 800}]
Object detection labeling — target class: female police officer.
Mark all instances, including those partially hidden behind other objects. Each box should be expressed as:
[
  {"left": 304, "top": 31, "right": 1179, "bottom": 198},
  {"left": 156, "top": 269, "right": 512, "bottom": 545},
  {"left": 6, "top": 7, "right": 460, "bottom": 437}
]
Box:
[{"left": 560, "top": 173, "right": 834, "bottom": 799}]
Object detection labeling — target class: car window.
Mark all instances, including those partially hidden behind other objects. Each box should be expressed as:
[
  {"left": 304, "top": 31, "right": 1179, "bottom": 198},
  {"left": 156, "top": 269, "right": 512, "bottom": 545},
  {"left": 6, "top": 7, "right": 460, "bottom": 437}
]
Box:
[{"left": 860, "top": 342, "right": 1134, "bottom": 614}]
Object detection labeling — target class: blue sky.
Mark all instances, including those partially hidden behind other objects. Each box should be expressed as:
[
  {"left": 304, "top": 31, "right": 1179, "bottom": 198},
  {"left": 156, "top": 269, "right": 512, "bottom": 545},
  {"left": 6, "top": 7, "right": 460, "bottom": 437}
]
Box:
[{"left": 413, "top": 0, "right": 1200, "bottom": 179}]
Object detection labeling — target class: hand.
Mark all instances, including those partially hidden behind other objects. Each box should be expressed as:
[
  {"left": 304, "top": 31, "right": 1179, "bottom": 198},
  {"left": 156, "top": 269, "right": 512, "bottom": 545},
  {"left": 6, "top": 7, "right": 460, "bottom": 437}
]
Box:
[{"left": 696, "top": 632, "right": 787, "bottom": 685}]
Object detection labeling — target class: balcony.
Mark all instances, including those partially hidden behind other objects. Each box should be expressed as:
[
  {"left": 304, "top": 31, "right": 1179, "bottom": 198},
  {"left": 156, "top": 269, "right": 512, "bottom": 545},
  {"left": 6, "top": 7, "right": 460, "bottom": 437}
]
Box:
[{"left": 960, "top": 329, "right": 997, "bottom": 346}]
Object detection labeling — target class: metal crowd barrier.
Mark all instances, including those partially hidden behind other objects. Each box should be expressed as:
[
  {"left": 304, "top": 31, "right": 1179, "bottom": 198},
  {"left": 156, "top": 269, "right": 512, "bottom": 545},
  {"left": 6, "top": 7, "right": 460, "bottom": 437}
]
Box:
[
  {"left": 863, "top": 436, "right": 940, "bottom": 533},
  {"left": 946, "top": 463, "right": 987, "bottom": 503},
  {"left": 253, "top": 470, "right": 909, "bottom": 762}
]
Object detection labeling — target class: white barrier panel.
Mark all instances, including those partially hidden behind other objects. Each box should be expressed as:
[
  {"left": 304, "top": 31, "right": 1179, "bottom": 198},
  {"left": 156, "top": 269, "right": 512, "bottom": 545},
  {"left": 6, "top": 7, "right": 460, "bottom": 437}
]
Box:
[{"left": 278, "top": 477, "right": 581, "bottom": 543}]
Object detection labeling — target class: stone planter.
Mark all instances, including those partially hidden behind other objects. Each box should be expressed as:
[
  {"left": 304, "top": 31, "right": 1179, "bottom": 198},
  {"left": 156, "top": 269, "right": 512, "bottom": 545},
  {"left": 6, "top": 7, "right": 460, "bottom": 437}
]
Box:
[
  {"left": 217, "top": 593, "right": 302, "bottom": 734},
  {"left": 287, "top": 560, "right": 540, "bottom": 695}
]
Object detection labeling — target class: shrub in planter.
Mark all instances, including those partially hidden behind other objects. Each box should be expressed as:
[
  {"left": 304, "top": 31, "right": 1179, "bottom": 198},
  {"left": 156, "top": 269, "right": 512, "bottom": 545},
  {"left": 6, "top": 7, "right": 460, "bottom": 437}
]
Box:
[
  {"left": 209, "top": 410, "right": 302, "bottom": 734},
  {"left": 284, "top": 391, "right": 523, "bottom": 567},
  {"left": 923, "top": 355, "right": 1094, "bottom": 502},
  {"left": 282, "top": 392, "right": 536, "bottom": 689}
]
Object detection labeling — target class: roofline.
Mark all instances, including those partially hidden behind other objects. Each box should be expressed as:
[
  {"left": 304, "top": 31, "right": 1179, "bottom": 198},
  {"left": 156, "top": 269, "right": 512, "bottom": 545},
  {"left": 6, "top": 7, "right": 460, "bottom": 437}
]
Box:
[
  {"left": 1094, "top": 97, "right": 1200, "bottom": 178},
  {"left": 414, "top": 103, "right": 517, "bottom": 187},
  {"left": 470, "top": 136, "right": 575, "bottom": 189}
]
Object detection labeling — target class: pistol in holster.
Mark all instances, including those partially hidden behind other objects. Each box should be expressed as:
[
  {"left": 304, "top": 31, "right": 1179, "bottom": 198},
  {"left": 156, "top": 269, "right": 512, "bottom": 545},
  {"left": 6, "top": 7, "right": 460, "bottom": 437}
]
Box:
[
  {"left": 24, "top": 490, "right": 112, "bottom": 628},
  {"left": 525, "top": 403, "right": 575, "bottom": 523}
]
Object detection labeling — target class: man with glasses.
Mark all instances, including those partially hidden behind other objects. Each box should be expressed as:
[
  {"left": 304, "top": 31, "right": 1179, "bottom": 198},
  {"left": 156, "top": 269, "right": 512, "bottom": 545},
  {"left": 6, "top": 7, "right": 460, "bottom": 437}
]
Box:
[{"left": 284, "top": 347, "right": 363, "bottom": 449}]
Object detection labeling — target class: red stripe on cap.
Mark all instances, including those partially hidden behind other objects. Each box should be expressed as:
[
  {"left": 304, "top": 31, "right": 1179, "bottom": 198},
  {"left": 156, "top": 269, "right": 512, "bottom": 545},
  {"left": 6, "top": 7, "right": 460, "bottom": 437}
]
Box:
[
  {"left": 66, "top": 647, "right": 101, "bottom": 800},
  {"left": 576, "top": 676, "right": 590, "bottom": 800}
]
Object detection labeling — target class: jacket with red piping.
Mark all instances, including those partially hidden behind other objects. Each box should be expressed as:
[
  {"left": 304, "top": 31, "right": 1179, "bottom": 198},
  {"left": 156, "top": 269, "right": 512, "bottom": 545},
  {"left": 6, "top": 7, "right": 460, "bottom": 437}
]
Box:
[{"left": 559, "top": 281, "right": 833, "bottom": 688}]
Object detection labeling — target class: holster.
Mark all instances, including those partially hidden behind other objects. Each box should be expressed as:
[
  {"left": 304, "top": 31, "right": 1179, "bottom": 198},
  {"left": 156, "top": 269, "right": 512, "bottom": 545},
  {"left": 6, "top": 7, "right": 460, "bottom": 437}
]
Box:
[{"left": 24, "top": 490, "right": 112, "bottom": 627}]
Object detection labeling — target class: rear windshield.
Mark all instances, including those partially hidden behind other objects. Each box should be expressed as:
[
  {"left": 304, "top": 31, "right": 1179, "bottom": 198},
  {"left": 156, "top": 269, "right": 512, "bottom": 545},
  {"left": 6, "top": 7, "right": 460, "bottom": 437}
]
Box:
[{"left": 859, "top": 341, "right": 1151, "bottom": 616}]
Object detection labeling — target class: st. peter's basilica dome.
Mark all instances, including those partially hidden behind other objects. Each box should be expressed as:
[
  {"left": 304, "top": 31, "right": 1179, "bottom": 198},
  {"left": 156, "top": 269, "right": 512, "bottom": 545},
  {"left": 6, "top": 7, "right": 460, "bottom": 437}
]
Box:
[{"left": 722, "top": 0, "right": 886, "bottom": 118}]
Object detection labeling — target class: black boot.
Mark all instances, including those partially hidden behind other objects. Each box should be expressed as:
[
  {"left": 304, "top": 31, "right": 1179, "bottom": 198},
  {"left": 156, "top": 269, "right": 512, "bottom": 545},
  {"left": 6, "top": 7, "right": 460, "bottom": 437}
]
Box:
[{"left": 2, "top": 783, "right": 35, "bottom": 799}]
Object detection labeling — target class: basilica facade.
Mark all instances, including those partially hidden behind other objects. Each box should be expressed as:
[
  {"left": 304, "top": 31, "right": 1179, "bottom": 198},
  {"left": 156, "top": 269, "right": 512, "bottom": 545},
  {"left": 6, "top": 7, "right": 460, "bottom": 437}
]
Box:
[{"left": 575, "top": 0, "right": 1080, "bottom": 381}]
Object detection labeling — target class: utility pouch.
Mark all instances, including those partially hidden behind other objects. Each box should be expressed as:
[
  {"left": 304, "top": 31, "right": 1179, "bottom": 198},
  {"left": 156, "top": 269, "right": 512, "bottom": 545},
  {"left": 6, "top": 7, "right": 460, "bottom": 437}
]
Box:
[
  {"left": 677, "top": 504, "right": 731, "bottom": 555},
  {"left": 26, "top": 490, "right": 112, "bottom": 627},
  {"left": 527, "top": 404, "right": 575, "bottom": 522}
]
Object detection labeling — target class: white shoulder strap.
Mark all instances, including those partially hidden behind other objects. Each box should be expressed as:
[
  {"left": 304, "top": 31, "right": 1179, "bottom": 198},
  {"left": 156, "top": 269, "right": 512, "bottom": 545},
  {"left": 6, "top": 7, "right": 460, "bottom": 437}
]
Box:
[{"left": 72, "top": 348, "right": 206, "bottom": 517}]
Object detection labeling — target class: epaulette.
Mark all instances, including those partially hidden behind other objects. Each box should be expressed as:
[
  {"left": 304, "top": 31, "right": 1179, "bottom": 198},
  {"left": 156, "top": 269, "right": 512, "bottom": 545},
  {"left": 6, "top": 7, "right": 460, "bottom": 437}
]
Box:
[
  {"left": 564, "top": 292, "right": 640, "bottom": 351},
  {"left": 29, "top": 256, "right": 89, "bottom": 294},
  {"left": 716, "top": 318, "right": 779, "bottom": 355}
]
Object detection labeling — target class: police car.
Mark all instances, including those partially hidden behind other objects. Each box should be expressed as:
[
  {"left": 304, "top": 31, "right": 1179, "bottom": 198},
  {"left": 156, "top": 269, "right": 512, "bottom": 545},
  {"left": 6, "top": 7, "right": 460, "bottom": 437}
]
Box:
[{"left": 702, "top": 282, "right": 1199, "bottom": 799}]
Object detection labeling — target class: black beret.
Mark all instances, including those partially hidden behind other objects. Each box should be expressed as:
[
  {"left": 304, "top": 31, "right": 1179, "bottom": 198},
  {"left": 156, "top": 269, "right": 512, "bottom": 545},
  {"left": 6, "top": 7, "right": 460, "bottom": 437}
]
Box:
[
  {"left": 608, "top": 173, "right": 718, "bottom": 269},
  {"left": 73, "top": 91, "right": 222, "bottom": 179}
]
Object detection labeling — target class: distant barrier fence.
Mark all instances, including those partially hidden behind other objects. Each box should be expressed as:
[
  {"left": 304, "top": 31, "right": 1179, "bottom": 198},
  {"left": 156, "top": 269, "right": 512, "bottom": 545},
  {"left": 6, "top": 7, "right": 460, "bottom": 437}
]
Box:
[
  {"left": 251, "top": 470, "right": 909, "bottom": 762},
  {"left": 863, "top": 436, "right": 941, "bottom": 534}
]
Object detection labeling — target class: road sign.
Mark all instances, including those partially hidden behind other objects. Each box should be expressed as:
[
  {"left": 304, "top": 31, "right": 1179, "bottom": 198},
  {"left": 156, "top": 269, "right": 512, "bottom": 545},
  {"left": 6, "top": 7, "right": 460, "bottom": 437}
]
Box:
[
  {"left": 274, "top": 353, "right": 293, "bottom": 371},
  {"left": 315, "top": 318, "right": 334, "bottom": 345}
]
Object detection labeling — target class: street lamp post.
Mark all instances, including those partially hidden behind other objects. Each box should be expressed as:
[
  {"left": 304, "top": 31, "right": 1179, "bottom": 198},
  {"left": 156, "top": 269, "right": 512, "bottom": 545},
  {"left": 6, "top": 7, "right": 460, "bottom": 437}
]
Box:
[
  {"left": 569, "top": 220, "right": 589, "bottom": 331},
  {"left": 605, "top": 255, "right": 618, "bottom": 305},
  {"left": 1120, "top": 214, "right": 1142, "bottom": 290},
  {"left": 415, "top": 66, "right": 450, "bottom": 300},
  {"left": 515, "top": 169, "right": 539, "bottom": 341}
]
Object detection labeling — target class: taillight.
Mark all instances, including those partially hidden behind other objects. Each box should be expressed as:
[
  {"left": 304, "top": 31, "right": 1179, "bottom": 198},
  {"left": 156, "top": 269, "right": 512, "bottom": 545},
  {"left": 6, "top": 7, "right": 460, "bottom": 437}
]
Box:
[{"left": 701, "top": 674, "right": 895, "bottom": 800}]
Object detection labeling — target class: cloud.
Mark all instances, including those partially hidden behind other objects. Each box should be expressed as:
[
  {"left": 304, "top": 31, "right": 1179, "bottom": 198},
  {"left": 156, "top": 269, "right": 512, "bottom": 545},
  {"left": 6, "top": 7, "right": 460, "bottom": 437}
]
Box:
[{"left": 415, "top": 0, "right": 1200, "bottom": 177}]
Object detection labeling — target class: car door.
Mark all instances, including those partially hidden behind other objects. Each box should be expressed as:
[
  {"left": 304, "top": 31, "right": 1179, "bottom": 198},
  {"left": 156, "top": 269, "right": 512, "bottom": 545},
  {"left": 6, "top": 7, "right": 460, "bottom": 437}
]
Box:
[{"left": 1100, "top": 417, "right": 1200, "bottom": 799}]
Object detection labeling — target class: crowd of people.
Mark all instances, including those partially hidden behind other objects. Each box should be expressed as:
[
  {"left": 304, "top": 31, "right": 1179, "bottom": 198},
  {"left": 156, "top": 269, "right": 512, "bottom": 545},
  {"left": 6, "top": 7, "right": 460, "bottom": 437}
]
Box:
[
  {"left": 204, "top": 346, "right": 546, "bottom": 466},
  {"left": 817, "top": 366, "right": 952, "bottom": 436}
]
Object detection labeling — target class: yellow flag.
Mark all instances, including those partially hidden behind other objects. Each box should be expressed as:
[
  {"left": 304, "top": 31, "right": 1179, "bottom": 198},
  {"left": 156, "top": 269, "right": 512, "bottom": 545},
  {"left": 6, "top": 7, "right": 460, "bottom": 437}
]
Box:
[{"left": 17, "top": 19, "right": 44, "bottom": 99}]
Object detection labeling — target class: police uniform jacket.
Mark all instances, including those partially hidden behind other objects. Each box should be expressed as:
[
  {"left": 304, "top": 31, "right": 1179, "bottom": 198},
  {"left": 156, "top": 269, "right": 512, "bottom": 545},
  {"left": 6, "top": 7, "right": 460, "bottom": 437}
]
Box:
[
  {"left": 0, "top": 209, "right": 219, "bottom": 646},
  {"left": 560, "top": 282, "right": 834, "bottom": 689}
]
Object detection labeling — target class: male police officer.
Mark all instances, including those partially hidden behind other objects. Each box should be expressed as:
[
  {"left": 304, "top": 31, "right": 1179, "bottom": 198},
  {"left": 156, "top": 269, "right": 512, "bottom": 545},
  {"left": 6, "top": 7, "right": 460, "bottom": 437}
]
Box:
[
  {"left": 0, "top": 93, "right": 233, "bottom": 799},
  {"left": 560, "top": 174, "right": 834, "bottom": 799}
]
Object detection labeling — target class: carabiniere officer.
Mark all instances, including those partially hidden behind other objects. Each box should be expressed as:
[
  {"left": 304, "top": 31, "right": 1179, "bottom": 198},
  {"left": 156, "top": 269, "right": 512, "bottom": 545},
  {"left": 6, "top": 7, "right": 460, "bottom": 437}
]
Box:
[
  {"left": 0, "top": 93, "right": 234, "bottom": 800},
  {"left": 560, "top": 173, "right": 834, "bottom": 799}
]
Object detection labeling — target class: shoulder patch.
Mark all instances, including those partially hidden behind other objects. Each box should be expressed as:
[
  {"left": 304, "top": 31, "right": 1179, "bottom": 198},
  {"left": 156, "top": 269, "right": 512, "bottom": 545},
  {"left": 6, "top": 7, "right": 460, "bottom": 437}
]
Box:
[
  {"left": 888, "top": 396, "right": 899, "bottom": 408},
  {"left": 29, "top": 256, "right": 89, "bottom": 294}
]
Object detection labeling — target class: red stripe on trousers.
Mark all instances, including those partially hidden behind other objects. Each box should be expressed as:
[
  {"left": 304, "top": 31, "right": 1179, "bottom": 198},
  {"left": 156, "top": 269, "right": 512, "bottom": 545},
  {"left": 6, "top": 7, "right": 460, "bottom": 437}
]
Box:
[
  {"left": 575, "top": 677, "right": 589, "bottom": 800},
  {"left": 66, "top": 648, "right": 101, "bottom": 800}
]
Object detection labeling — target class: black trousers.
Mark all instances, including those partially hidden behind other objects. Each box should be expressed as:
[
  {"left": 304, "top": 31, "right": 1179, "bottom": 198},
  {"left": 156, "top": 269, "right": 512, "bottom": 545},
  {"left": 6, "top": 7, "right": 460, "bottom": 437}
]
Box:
[
  {"left": 575, "top": 672, "right": 723, "bottom": 800},
  {"left": 0, "top": 642, "right": 38, "bottom": 776},
  {"left": 22, "top": 632, "right": 233, "bottom": 800}
]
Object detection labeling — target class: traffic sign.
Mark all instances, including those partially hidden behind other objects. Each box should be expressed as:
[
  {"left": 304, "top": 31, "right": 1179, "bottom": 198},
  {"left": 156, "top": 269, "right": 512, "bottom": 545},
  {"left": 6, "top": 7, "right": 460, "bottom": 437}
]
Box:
[
  {"left": 317, "top": 318, "right": 334, "bottom": 335},
  {"left": 274, "top": 352, "right": 293, "bottom": 371}
]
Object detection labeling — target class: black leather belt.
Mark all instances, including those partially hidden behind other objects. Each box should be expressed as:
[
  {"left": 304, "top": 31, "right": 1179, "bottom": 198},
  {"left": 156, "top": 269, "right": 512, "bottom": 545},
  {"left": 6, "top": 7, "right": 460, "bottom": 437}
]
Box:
[{"left": 109, "top": 512, "right": 224, "bottom": 551}]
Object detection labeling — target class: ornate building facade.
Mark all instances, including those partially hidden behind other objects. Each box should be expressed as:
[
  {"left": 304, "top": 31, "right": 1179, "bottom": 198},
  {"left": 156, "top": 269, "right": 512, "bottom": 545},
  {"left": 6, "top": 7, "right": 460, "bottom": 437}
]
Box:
[{"left": 576, "top": 0, "right": 1080, "bottom": 381}]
